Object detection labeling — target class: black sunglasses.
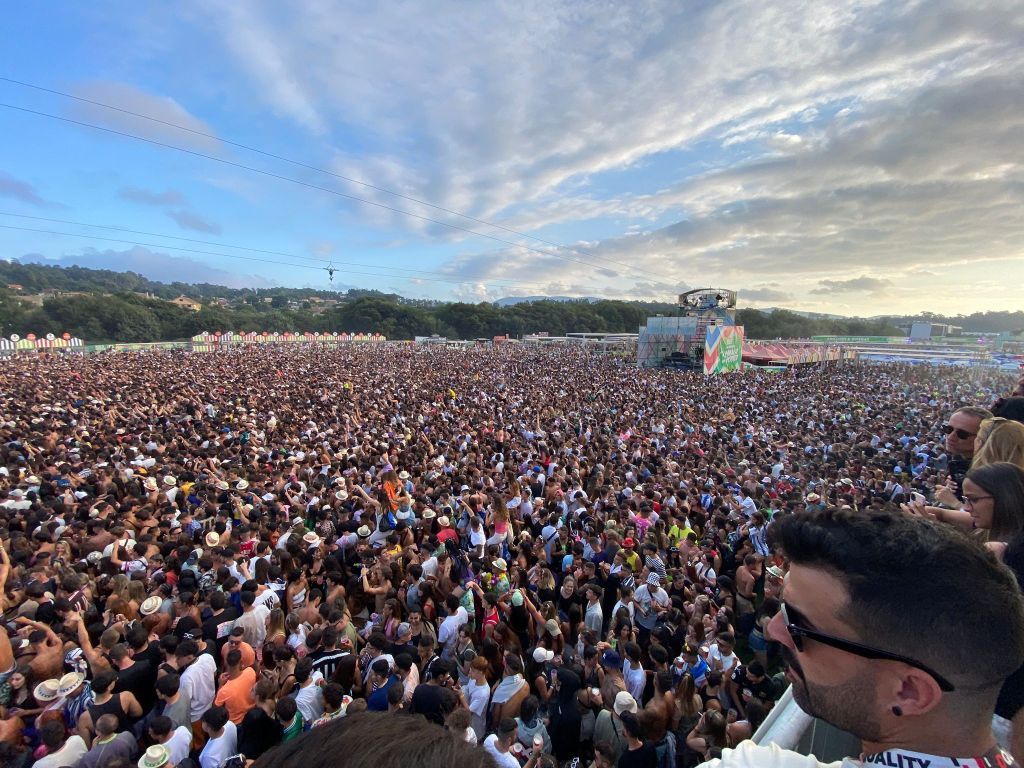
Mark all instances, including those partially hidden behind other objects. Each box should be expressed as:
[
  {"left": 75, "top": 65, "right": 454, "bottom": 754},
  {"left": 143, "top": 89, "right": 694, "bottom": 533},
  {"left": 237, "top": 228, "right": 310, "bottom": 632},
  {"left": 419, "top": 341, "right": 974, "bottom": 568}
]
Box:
[
  {"left": 780, "top": 602, "right": 955, "bottom": 692},
  {"left": 941, "top": 424, "right": 976, "bottom": 441}
]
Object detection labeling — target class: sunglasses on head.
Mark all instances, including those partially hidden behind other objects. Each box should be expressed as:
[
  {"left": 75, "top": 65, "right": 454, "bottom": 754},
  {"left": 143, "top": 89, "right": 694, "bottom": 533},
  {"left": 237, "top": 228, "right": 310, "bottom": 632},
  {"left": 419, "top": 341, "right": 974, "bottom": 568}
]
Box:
[
  {"left": 941, "top": 424, "right": 976, "bottom": 440},
  {"left": 780, "top": 601, "right": 954, "bottom": 692}
]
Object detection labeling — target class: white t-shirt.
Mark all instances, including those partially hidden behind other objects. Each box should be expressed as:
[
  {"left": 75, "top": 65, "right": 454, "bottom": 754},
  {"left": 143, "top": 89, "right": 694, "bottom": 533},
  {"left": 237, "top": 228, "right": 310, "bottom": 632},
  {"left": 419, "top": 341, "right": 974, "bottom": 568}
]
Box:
[
  {"left": 611, "top": 599, "right": 635, "bottom": 623},
  {"left": 469, "top": 527, "right": 487, "bottom": 551},
  {"left": 740, "top": 497, "right": 758, "bottom": 519},
  {"left": 182, "top": 652, "right": 218, "bottom": 721},
  {"left": 253, "top": 586, "right": 280, "bottom": 611},
  {"left": 697, "top": 740, "right": 841, "bottom": 768},
  {"left": 464, "top": 677, "right": 491, "bottom": 739},
  {"left": 438, "top": 607, "right": 469, "bottom": 652},
  {"left": 199, "top": 721, "right": 238, "bottom": 768},
  {"left": 295, "top": 673, "right": 326, "bottom": 723},
  {"left": 166, "top": 726, "right": 193, "bottom": 766},
  {"left": 33, "top": 735, "right": 88, "bottom": 768},
  {"left": 708, "top": 644, "right": 739, "bottom": 676},
  {"left": 483, "top": 735, "right": 521, "bottom": 768}
]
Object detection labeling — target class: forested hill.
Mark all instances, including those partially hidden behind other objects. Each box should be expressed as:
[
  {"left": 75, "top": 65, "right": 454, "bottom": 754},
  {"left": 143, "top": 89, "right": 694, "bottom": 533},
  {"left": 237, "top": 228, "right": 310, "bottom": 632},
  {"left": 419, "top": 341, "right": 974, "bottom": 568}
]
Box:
[{"left": 1, "top": 260, "right": 1018, "bottom": 344}]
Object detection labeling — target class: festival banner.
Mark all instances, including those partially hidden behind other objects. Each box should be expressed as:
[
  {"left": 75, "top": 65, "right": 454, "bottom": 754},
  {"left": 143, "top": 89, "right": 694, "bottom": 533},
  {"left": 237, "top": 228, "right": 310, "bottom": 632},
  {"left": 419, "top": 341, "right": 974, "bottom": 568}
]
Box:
[{"left": 704, "top": 326, "right": 745, "bottom": 375}]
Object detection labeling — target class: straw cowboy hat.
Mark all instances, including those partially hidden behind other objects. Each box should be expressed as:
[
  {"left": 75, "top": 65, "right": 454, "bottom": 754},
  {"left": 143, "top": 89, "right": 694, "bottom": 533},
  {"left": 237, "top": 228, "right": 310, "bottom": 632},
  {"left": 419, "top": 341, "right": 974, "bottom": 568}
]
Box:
[
  {"left": 58, "top": 671, "right": 86, "bottom": 697},
  {"left": 138, "top": 744, "right": 171, "bottom": 768},
  {"left": 34, "top": 678, "right": 60, "bottom": 702},
  {"left": 140, "top": 595, "right": 162, "bottom": 616}
]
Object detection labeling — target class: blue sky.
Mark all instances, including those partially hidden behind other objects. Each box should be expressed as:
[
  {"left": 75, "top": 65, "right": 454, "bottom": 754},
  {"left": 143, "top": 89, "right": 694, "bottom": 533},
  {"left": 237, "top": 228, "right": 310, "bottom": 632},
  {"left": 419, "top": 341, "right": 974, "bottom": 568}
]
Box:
[{"left": 1, "top": 1, "right": 1022, "bottom": 314}]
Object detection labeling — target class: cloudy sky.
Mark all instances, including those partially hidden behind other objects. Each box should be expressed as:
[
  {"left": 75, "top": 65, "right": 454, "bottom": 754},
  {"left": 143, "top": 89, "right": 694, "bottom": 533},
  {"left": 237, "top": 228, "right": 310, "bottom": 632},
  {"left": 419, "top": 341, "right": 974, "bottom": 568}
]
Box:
[{"left": 1, "top": 1, "right": 1022, "bottom": 314}]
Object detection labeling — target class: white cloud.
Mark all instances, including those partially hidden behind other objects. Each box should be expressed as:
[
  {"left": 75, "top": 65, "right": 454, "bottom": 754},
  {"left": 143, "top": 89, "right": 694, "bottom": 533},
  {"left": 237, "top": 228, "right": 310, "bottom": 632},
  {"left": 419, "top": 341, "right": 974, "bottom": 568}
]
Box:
[
  {"left": 432, "top": 59, "right": 1024, "bottom": 313},
  {"left": 68, "top": 81, "right": 220, "bottom": 151},
  {"left": 66, "top": 0, "right": 1020, "bottom": 314},
  {"left": 201, "top": 0, "right": 1021, "bottom": 226}
]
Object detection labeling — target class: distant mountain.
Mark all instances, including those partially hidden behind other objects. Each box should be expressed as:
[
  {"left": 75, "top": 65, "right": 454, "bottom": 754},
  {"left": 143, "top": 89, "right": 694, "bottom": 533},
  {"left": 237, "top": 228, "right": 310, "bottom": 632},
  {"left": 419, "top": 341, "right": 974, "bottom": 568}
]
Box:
[
  {"left": 759, "top": 307, "right": 847, "bottom": 320},
  {"left": 493, "top": 295, "right": 602, "bottom": 306}
]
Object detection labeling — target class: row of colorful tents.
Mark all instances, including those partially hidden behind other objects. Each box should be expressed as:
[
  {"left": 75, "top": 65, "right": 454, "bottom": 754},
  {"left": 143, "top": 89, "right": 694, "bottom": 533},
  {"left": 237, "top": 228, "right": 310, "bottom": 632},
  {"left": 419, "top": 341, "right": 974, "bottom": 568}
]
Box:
[
  {"left": 190, "top": 330, "right": 386, "bottom": 352},
  {"left": 0, "top": 331, "right": 388, "bottom": 356},
  {"left": 0, "top": 333, "right": 84, "bottom": 353},
  {"left": 743, "top": 341, "right": 856, "bottom": 366}
]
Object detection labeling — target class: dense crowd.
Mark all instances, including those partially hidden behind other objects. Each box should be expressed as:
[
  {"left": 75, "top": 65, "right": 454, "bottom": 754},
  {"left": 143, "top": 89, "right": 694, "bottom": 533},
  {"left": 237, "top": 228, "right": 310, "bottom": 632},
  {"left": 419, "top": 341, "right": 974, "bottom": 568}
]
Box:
[{"left": 1, "top": 344, "right": 1023, "bottom": 768}]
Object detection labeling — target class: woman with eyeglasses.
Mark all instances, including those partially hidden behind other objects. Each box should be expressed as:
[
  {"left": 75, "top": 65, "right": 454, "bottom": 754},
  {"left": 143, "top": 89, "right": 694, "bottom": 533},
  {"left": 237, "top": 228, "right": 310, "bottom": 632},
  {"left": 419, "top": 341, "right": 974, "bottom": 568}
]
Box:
[{"left": 907, "top": 462, "right": 1024, "bottom": 559}]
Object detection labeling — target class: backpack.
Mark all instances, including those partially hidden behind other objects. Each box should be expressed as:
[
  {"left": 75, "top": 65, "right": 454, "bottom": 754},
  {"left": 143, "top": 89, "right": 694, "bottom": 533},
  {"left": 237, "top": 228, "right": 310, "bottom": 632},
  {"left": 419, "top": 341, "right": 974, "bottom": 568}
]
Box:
[{"left": 379, "top": 509, "right": 397, "bottom": 532}]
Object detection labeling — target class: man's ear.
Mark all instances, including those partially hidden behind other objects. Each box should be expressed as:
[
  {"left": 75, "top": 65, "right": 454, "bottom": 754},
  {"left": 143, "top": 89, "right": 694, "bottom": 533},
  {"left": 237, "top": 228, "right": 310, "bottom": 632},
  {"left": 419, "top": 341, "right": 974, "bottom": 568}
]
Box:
[{"left": 888, "top": 666, "right": 944, "bottom": 717}]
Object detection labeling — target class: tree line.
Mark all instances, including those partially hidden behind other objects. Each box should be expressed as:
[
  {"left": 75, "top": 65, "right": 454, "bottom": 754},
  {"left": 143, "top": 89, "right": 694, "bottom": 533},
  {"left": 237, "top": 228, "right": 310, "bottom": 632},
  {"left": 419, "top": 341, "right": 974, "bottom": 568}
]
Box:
[
  {"left": 0, "top": 287, "right": 908, "bottom": 344},
  {"left": 8, "top": 259, "right": 1021, "bottom": 343}
]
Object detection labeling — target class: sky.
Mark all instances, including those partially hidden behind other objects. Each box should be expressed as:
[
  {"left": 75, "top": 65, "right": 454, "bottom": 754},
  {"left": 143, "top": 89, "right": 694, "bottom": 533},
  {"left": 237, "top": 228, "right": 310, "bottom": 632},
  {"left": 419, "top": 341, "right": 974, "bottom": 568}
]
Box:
[{"left": 1, "top": 1, "right": 1022, "bottom": 316}]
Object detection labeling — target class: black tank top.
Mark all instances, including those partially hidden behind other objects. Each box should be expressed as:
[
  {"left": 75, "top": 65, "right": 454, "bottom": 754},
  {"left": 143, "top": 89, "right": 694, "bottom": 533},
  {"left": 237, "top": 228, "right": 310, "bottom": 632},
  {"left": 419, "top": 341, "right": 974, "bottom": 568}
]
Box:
[{"left": 87, "top": 694, "right": 127, "bottom": 730}]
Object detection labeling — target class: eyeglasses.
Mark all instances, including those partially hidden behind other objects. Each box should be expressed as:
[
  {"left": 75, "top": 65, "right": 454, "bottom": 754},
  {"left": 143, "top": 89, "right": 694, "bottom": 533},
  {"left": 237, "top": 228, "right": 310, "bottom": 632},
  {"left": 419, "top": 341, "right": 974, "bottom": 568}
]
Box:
[
  {"left": 780, "top": 601, "right": 955, "bottom": 692},
  {"left": 963, "top": 495, "right": 993, "bottom": 506},
  {"left": 941, "top": 424, "right": 976, "bottom": 440}
]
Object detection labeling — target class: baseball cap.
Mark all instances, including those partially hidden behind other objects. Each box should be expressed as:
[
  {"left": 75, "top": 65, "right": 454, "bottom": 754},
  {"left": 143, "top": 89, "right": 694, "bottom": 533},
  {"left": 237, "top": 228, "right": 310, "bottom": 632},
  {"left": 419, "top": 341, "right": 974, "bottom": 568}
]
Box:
[{"left": 601, "top": 649, "right": 622, "bottom": 668}]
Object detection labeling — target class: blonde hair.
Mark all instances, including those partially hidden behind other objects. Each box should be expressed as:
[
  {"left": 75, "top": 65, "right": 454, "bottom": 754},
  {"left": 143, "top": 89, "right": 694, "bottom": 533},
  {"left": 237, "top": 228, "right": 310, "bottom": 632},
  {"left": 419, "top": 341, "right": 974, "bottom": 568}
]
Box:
[{"left": 973, "top": 418, "right": 1024, "bottom": 471}]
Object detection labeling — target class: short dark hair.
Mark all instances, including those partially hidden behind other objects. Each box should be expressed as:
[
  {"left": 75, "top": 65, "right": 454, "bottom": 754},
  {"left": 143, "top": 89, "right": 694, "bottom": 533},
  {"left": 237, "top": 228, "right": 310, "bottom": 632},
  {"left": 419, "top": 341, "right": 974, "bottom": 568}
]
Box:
[
  {"left": 294, "top": 657, "right": 314, "bottom": 684},
  {"left": 176, "top": 639, "right": 199, "bottom": 659},
  {"left": 40, "top": 719, "right": 65, "bottom": 750},
  {"left": 275, "top": 696, "right": 297, "bottom": 722},
  {"left": 92, "top": 669, "right": 118, "bottom": 693},
  {"left": 202, "top": 705, "right": 229, "bottom": 731},
  {"left": 618, "top": 712, "right": 642, "bottom": 740},
  {"left": 156, "top": 673, "right": 180, "bottom": 697},
  {"left": 769, "top": 507, "right": 1024, "bottom": 693},
  {"left": 322, "top": 682, "right": 345, "bottom": 709},
  {"left": 149, "top": 715, "right": 173, "bottom": 738},
  {"left": 252, "top": 711, "right": 495, "bottom": 768}
]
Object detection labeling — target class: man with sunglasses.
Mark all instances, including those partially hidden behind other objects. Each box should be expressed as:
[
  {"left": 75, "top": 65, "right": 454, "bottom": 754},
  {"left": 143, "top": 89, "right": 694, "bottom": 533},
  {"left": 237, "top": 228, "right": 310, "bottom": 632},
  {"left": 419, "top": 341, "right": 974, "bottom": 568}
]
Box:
[
  {"left": 699, "top": 507, "right": 1024, "bottom": 768},
  {"left": 943, "top": 406, "right": 992, "bottom": 492}
]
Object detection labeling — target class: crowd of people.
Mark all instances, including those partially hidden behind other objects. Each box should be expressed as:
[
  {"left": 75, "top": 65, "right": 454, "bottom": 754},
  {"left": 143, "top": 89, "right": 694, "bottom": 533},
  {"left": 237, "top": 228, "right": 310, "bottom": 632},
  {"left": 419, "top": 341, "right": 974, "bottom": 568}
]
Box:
[{"left": 0, "top": 343, "right": 1022, "bottom": 768}]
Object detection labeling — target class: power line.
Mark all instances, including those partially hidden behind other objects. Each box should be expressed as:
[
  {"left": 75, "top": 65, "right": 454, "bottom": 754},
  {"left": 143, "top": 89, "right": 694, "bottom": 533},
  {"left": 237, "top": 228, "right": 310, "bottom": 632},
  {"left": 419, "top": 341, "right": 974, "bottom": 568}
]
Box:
[
  {"left": 0, "top": 100, "right": 665, "bottom": 283},
  {"left": 0, "top": 75, "right": 671, "bottom": 281},
  {"left": 0, "top": 223, "right": 561, "bottom": 293},
  {"left": 0, "top": 211, "right": 527, "bottom": 286}
]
